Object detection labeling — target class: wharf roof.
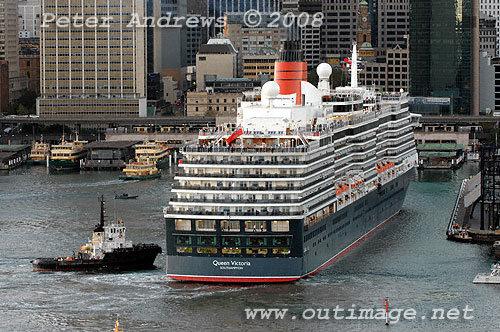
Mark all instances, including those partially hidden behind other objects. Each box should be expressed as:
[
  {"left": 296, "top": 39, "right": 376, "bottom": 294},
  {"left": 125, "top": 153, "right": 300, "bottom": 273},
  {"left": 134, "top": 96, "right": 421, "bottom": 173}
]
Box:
[
  {"left": 83, "top": 141, "right": 141, "bottom": 150},
  {"left": 0, "top": 151, "right": 17, "bottom": 160},
  {"left": 0, "top": 145, "right": 31, "bottom": 152},
  {"left": 419, "top": 151, "right": 457, "bottom": 158}
]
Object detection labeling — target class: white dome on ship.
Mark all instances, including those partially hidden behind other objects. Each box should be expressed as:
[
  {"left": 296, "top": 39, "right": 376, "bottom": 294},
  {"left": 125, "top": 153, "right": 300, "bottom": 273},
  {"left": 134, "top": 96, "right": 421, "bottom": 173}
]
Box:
[
  {"left": 317, "top": 63, "right": 332, "bottom": 79},
  {"left": 262, "top": 81, "right": 280, "bottom": 98}
]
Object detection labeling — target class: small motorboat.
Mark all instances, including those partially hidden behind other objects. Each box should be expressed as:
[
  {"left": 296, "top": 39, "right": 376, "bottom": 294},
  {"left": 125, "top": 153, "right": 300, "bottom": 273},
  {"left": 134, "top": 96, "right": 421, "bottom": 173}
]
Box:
[
  {"left": 114, "top": 193, "right": 138, "bottom": 200},
  {"left": 473, "top": 262, "right": 500, "bottom": 284}
]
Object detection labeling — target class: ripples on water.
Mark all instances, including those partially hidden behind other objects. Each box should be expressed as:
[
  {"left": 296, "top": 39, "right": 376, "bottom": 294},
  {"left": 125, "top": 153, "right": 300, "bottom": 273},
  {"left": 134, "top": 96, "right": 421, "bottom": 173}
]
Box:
[{"left": 1, "top": 164, "right": 499, "bottom": 331}]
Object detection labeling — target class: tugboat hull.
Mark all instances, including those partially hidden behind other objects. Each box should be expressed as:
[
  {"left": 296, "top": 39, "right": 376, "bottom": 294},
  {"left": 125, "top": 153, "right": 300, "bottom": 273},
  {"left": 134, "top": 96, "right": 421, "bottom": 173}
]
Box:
[{"left": 32, "top": 244, "right": 162, "bottom": 272}]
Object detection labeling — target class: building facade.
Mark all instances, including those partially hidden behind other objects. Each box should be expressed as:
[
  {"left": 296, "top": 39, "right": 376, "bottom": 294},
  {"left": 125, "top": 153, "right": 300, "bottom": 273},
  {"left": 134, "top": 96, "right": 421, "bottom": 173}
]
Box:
[
  {"left": 480, "top": 0, "right": 500, "bottom": 56},
  {"left": 186, "top": 91, "right": 240, "bottom": 116},
  {"left": 480, "top": 13, "right": 497, "bottom": 58},
  {"left": 37, "top": 0, "right": 147, "bottom": 118},
  {"left": 243, "top": 53, "right": 278, "bottom": 80},
  {"left": 19, "top": 54, "right": 40, "bottom": 93},
  {"left": 18, "top": 0, "right": 40, "bottom": 39},
  {"left": 196, "top": 36, "right": 238, "bottom": 91},
  {"left": 410, "top": 0, "right": 474, "bottom": 115}
]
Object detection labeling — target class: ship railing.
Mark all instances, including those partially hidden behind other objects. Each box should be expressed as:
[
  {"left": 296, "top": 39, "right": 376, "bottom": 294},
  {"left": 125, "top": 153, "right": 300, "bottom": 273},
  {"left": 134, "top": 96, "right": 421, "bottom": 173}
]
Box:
[
  {"left": 164, "top": 207, "right": 304, "bottom": 217},
  {"left": 176, "top": 165, "right": 335, "bottom": 179},
  {"left": 173, "top": 175, "right": 332, "bottom": 192},
  {"left": 447, "top": 179, "right": 468, "bottom": 236},
  {"left": 183, "top": 145, "right": 312, "bottom": 154},
  {"left": 181, "top": 149, "right": 335, "bottom": 166}
]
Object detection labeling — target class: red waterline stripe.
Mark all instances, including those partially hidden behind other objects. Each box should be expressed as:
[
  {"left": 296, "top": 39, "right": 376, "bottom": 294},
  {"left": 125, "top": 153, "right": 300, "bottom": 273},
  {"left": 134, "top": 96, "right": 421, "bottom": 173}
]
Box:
[{"left": 167, "top": 275, "right": 300, "bottom": 283}]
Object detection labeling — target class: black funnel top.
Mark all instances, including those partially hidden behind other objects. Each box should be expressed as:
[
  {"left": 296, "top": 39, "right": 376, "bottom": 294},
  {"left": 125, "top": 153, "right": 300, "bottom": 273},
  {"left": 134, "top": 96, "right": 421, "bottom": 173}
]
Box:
[{"left": 279, "top": 40, "right": 304, "bottom": 62}]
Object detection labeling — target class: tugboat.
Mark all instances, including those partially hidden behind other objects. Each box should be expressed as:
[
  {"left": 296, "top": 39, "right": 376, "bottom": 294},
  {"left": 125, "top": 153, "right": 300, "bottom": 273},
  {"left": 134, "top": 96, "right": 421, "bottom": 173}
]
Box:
[
  {"left": 473, "top": 262, "right": 500, "bottom": 284},
  {"left": 31, "top": 197, "right": 162, "bottom": 272}
]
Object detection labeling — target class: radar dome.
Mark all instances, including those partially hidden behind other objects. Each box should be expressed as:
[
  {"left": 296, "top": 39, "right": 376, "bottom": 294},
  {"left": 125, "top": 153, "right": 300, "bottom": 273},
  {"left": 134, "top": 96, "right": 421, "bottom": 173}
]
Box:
[
  {"left": 262, "top": 81, "right": 280, "bottom": 98},
  {"left": 317, "top": 63, "right": 332, "bottom": 79}
]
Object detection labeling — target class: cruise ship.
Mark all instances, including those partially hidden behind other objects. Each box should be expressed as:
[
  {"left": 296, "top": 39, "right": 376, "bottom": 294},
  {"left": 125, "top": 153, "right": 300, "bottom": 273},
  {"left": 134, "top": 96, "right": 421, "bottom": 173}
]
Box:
[{"left": 164, "top": 42, "right": 419, "bottom": 283}]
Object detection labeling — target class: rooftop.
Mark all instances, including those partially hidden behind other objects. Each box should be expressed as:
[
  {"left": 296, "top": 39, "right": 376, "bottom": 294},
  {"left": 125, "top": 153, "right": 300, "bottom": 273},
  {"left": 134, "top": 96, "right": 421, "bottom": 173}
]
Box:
[{"left": 83, "top": 141, "right": 141, "bottom": 149}]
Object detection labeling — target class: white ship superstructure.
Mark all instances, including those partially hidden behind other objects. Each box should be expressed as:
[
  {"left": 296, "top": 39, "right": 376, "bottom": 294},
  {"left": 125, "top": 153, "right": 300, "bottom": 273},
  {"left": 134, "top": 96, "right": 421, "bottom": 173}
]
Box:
[{"left": 164, "top": 42, "right": 419, "bottom": 283}]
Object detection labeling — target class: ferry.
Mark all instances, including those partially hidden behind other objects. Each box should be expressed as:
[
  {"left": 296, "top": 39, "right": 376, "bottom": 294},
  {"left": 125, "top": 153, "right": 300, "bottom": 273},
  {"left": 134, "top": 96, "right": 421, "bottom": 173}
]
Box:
[
  {"left": 49, "top": 135, "right": 87, "bottom": 171},
  {"left": 119, "top": 159, "right": 161, "bottom": 181},
  {"left": 134, "top": 139, "right": 170, "bottom": 169},
  {"left": 29, "top": 141, "right": 51, "bottom": 165},
  {"left": 164, "top": 41, "right": 419, "bottom": 283}
]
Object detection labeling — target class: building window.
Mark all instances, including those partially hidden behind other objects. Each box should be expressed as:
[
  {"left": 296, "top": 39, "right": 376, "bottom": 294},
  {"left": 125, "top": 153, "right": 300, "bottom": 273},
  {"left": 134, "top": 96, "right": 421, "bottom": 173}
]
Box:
[
  {"left": 198, "top": 236, "right": 216, "bottom": 246},
  {"left": 271, "top": 220, "right": 290, "bottom": 232},
  {"left": 245, "top": 220, "right": 267, "bottom": 232},
  {"left": 175, "top": 219, "right": 191, "bottom": 231},
  {"left": 196, "top": 220, "right": 216, "bottom": 231},
  {"left": 221, "top": 220, "right": 240, "bottom": 232}
]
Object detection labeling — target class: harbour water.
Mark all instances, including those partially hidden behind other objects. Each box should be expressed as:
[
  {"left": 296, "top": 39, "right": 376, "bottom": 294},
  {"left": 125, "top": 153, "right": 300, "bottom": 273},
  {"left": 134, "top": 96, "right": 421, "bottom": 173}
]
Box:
[{"left": 1, "top": 163, "right": 499, "bottom": 331}]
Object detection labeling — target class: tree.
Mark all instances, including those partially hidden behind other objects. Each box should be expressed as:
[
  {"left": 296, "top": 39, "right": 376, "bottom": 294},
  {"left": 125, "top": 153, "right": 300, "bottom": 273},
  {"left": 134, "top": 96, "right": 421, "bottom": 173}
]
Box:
[{"left": 17, "top": 104, "right": 29, "bottom": 115}]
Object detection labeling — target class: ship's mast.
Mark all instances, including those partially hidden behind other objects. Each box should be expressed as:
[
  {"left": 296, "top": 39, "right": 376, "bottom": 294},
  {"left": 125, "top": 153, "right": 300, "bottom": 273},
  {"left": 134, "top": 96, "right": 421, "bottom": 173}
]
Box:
[
  {"left": 100, "top": 195, "right": 106, "bottom": 228},
  {"left": 351, "top": 42, "right": 358, "bottom": 88}
]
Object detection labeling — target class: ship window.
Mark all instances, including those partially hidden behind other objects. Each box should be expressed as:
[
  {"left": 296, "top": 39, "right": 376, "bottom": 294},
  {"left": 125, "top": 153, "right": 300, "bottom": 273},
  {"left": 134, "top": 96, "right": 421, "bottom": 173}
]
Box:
[
  {"left": 271, "top": 220, "right": 290, "bottom": 232},
  {"left": 221, "top": 220, "right": 240, "bottom": 232},
  {"left": 198, "top": 236, "right": 216, "bottom": 246},
  {"left": 245, "top": 221, "right": 267, "bottom": 232},
  {"left": 273, "top": 237, "right": 290, "bottom": 246},
  {"left": 197, "top": 247, "right": 218, "bottom": 254},
  {"left": 222, "top": 237, "right": 240, "bottom": 246},
  {"left": 176, "top": 247, "right": 193, "bottom": 253},
  {"left": 175, "top": 219, "right": 191, "bottom": 231},
  {"left": 222, "top": 248, "right": 241, "bottom": 254},
  {"left": 176, "top": 236, "right": 191, "bottom": 245},
  {"left": 196, "top": 220, "right": 216, "bottom": 231},
  {"left": 247, "top": 237, "right": 267, "bottom": 246},
  {"left": 273, "top": 248, "right": 290, "bottom": 255},
  {"left": 246, "top": 248, "right": 268, "bottom": 255}
]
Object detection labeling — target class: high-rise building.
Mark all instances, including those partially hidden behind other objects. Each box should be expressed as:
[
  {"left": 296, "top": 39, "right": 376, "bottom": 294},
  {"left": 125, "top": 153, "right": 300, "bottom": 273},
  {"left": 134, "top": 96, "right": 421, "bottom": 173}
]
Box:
[
  {"left": 480, "top": 13, "right": 497, "bottom": 58},
  {"left": 18, "top": 0, "right": 40, "bottom": 39},
  {"left": 322, "top": 0, "right": 410, "bottom": 59},
  {"left": 207, "top": 0, "right": 280, "bottom": 35},
  {"left": 0, "top": 0, "right": 20, "bottom": 82},
  {"left": 480, "top": 0, "right": 500, "bottom": 56},
  {"left": 224, "top": 13, "right": 284, "bottom": 76},
  {"left": 374, "top": 0, "right": 410, "bottom": 49},
  {"left": 37, "top": 0, "right": 147, "bottom": 118},
  {"left": 410, "top": 0, "right": 477, "bottom": 115}
]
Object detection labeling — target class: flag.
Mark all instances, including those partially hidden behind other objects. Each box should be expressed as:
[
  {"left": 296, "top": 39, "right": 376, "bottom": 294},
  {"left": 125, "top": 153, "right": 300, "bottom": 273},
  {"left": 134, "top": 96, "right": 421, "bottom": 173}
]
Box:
[{"left": 227, "top": 126, "right": 243, "bottom": 145}]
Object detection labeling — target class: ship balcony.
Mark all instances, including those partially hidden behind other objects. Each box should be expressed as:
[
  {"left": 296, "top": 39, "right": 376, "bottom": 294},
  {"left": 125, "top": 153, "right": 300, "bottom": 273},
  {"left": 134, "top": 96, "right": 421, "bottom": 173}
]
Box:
[
  {"left": 183, "top": 145, "right": 311, "bottom": 155},
  {"left": 181, "top": 149, "right": 336, "bottom": 167},
  {"left": 176, "top": 163, "right": 336, "bottom": 180},
  {"left": 164, "top": 207, "right": 304, "bottom": 217},
  {"left": 172, "top": 175, "right": 334, "bottom": 193}
]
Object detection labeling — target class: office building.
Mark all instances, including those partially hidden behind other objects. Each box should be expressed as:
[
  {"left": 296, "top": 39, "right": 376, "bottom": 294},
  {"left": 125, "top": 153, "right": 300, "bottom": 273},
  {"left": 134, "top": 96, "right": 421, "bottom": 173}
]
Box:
[
  {"left": 410, "top": 0, "right": 478, "bottom": 115},
  {"left": 480, "top": 0, "right": 500, "bottom": 56},
  {"left": 18, "top": 0, "right": 40, "bottom": 39},
  {"left": 196, "top": 36, "right": 238, "bottom": 91},
  {"left": 480, "top": 13, "right": 497, "bottom": 58},
  {"left": 37, "top": 0, "right": 147, "bottom": 118},
  {"left": 186, "top": 91, "right": 240, "bottom": 116}
]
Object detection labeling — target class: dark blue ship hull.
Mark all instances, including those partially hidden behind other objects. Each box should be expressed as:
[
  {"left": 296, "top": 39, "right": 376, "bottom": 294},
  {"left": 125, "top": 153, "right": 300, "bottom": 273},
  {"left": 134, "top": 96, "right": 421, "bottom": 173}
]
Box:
[{"left": 165, "top": 170, "right": 411, "bottom": 283}]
